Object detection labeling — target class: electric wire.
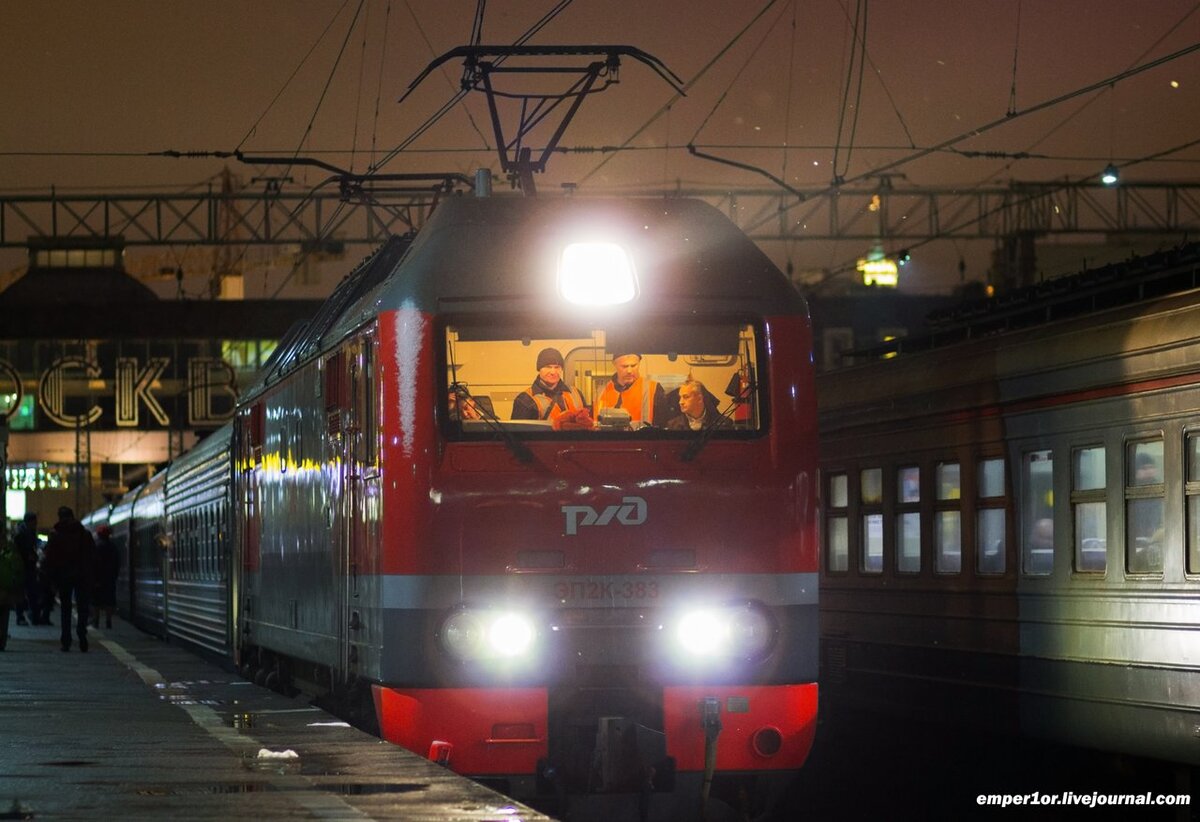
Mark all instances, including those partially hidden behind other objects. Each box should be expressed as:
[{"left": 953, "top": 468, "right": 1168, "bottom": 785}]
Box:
[
  {"left": 578, "top": 0, "right": 781, "bottom": 185},
  {"left": 831, "top": 0, "right": 867, "bottom": 182},
  {"left": 369, "top": 1, "right": 394, "bottom": 167},
  {"left": 371, "top": 0, "right": 573, "bottom": 173},
  {"left": 349, "top": 0, "right": 372, "bottom": 175},
  {"left": 746, "top": 37, "right": 1200, "bottom": 238},
  {"left": 1007, "top": 0, "right": 1022, "bottom": 116},
  {"left": 687, "top": 0, "right": 792, "bottom": 143},
  {"left": 235, "top": 0, "right": 354, "bottom": 152}
]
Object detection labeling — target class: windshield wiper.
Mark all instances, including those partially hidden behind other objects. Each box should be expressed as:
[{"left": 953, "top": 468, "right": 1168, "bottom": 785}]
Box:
[
  {"left": 680, "top": 380, "right": 754, "bottom": 462},
  {"left": 451, "top": 383, "right": 534, "bottom": 463}
]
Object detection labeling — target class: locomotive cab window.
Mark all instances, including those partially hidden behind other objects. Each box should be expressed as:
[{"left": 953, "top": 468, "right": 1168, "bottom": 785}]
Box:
[{"left": 441, "top": 320, "right": 763, "bottom": 438}]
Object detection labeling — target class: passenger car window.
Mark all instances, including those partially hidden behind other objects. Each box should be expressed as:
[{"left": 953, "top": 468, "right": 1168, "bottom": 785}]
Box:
[
  {"left": 976, "top": 458, "right": 1006, "bottom": 574},
  {"left": 1022, "top": 450, "right": 1054, "bottom": 576},
  {"left": 896, "top": 466, "right": 920, "bottom": 573},
  {"left": 1125, "top": 439, "right": 1164, "bottom": 574},
  {"left": 1072, "top": 447, "right": 1106, "bottom": 573},
  {"left": 935, "top": 462, "right": 961, "bottom": 573},
  {"left": 826, "top": 473, "right": 849, "bottom": 573}
]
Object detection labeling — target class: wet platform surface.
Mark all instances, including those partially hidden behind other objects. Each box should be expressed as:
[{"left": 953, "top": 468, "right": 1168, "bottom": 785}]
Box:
[{"left": 0, "top": 615, "right": 553, "bottom": 821}]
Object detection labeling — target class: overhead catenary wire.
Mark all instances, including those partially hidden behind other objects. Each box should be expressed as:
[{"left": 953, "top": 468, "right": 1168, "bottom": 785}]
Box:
[
  {"left": 370, "top": 0, "right": 574, "bottom": 174},
  {"left": 686, "top": 0, "right": 792, "bottom": 144},
  {"left": 831, "top": 0, "right": 868, "bottom": 184},
  {"left": 745, "top": 37, "right": 1200, "bottom": 238},
  {"left": 369, "top": 0, "right": 394, "bottom": 167},
  {"left": 578, "top": 0, "right": 782, "bottom": 185},
  {"left": 235, "top": 0, "right": 355, "bottom": 153}
]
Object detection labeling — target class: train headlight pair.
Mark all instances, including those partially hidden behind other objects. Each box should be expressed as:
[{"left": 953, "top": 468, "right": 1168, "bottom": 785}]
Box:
[
  {"left": 440, "top": 609, "right": 537, "bottom": 662},
  {"left": 673, "top": 602, "right": 776, "bottom": 662}
]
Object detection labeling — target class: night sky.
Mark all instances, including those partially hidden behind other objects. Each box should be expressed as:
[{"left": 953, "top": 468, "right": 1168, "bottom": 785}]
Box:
[{"left": 2, "top": 0, "right": 1199, "bottom": 292}]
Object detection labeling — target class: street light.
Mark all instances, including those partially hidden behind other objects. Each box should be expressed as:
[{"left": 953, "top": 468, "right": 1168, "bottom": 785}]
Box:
[{"left": 1101, "top": 164, "right": 1120, "bottom": 186}]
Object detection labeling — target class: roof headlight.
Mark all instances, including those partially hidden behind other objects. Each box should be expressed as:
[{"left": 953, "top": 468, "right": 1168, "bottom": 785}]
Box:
[{"left": 558, "top": 242, "right": 637, "bottom": 306}]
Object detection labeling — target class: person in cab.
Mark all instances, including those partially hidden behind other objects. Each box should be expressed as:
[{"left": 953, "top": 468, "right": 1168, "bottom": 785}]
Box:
[
  {"left": 665, "top": 379, "right": 730, "bottom": 431},
  {"left": 594, "top": 351, "right": 669, "bottom": 426},
  {"left": 512, "top": 348, "right": 589, "bottom": 426}
]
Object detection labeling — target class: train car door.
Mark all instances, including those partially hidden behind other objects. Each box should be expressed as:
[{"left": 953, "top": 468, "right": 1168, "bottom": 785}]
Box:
[
  {"left": 327, "top": 334, "right": 380, "bottom": 685},
  {"left": 234, "top": 402, "right": 263, "bottom": 667},
  {"left": 346, "top": 335, "right": 380, "bottom": 678}
]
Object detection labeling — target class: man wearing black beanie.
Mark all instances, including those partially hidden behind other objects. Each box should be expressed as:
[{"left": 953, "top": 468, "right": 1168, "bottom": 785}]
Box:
[{"left": 511, "top": 347, "right": 589, "bottom": 422}]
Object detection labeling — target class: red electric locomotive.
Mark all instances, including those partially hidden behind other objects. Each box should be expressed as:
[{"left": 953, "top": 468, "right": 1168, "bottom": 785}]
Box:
[{"left": 96, "top": 193, "right": 821, "bottom": 816}]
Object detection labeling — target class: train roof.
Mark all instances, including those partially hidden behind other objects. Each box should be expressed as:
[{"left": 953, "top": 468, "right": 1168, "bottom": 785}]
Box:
[
  {"left": 250, "top": 195, "right": 806, "bottom": 394},
  {"left": 357, "top": 195, "right": 805, "bottom": 316}
]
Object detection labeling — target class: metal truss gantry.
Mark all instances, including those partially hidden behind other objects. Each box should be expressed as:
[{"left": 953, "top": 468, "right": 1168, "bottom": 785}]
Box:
[{"left": 2, "top": 180, "right": 1199, "bottom": 250}]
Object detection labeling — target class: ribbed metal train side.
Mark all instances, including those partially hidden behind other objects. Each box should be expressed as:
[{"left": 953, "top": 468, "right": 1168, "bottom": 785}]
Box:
[
  {"left": 130, "top": 469, "right": 168, "bottom": 637},
  {"left": 164, "top": 425, "right": 233, "bottom": 657}
]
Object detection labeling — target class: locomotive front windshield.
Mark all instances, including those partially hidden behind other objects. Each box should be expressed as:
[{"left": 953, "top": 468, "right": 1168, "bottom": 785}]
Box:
[{"left": 443, "top": 319, "right": 763, "bottom": 436}]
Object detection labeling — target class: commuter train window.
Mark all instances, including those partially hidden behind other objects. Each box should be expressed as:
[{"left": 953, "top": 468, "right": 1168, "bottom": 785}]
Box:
[
  {"left": 861, "top": 468, "right": 883, "bottom": 505},
  {"left": 1125, "top": 439, "right": 1164, "bottom": 574},
  {"left": 826, "top": 472, "right": 849, "bottom": 573},
  {"left": 861, "top": 468, "right": 883, "bottom": 573},
  {"left": 1022, "top": 450, "right": 1054, "bottom": 576},
  {"left": 896, "top": 466, "right": 920, "bottom": 573},
  {"left": 935, "top": 462, "right": 961, "bottom": 574},
  {"left": 1187, "top": 434, "right": 1200, "bottom": 575},
  {"left": 976, "top": 458, "right": 1006, "bottom": 574},
  {"left": 441, "top": 321, "right": 764, "bottom": 437},
  {"left": 1072, "top": 446, "right": 1107, "bottom": 573}
]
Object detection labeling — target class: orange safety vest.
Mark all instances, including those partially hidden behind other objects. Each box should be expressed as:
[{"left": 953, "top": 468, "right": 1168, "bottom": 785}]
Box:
[
  {"left": 525, "top": 385, "right": 586, "bottom": 422},
  {"left": 595, "top": 377, "right": 658, "bottom": 423}
]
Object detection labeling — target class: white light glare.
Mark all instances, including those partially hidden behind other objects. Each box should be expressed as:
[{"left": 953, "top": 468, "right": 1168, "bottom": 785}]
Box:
[
  {"left": 441, "top": 609, "right": 536, "bottom": 661},
  {"left": 677, "top": 608, "right": 732, "bottom": 657},
  {"left": 675, "top": 603, "right": 775, "bottom": 660},
  {"left": 558, "top": 242, "right": 637, "bottom": 306},
  {"left": 488, "top": 613, "right": 536, "bottom": 657}
]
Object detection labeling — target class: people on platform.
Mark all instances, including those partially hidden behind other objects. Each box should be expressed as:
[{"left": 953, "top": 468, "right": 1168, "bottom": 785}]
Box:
[
  {"left": 511, "top": 348, "right": 590, "bottom": 427},
  {"left": 0, "top": 538, "right": 24, "bottom": 651},
  {"left": 91, "top": 525, "right": 119, "bottom": 630},
  {"left": 594, "top": 352, "right": 669, "bottom": 427},
  {"left": 13, "top": 512, "right": 41, "bottom": 626},
  {"left": 43, "top": 506, "right": 95, "bottom": 652}
]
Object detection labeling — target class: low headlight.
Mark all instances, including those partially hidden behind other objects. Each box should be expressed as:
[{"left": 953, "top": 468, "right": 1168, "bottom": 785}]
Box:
[
  {"left": 440, "top": 609, "right": 537, "bottom": 662},
  {"left": 673, "top": 602, "right": 776, "bottom": 661},
  {"left": 488, "top": 612, "right": 535, "bottom": 658},
  {"left": 677, "top": 608, "right": 732, "bottom": 657}
]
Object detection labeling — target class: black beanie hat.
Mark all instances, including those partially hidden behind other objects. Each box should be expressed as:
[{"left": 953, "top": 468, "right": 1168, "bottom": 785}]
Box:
[{"left": 536, "top": 347, "right": 565, "bottom": 369}]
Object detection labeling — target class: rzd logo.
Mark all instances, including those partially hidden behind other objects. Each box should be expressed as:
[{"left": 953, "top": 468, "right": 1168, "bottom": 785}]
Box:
[{"left": 562, "top": 496, "right": 647, "bottom": 536}]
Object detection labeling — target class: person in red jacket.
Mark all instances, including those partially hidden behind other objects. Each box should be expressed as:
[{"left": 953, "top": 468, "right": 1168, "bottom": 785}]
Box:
[{"left": 43, "top": 506, "right": 95, "bottom": 653}]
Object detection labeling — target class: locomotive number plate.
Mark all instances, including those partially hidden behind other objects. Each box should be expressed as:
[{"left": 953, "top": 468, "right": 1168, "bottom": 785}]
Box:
[{"left": 553, "top": 579, "right": 661, "bottom": 602}]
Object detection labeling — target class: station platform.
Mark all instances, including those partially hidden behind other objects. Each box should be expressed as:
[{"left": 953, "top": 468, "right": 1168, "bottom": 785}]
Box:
[{"left": 0, "top": 615, "right": 553, "bottom": 821}]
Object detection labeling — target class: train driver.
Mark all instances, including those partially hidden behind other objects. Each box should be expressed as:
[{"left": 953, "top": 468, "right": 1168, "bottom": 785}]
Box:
[
  {"left": 594, "top": 351, "right": 670, "bottom": 426},
  {"left": 665, "top": 379, "right": 730, "bottom": 431},
  {"left": 448, "top": 388, "right": 483, "bottom": 421},
  {"left": 511, "top": 347, "right": 590, "bottom": 427}
]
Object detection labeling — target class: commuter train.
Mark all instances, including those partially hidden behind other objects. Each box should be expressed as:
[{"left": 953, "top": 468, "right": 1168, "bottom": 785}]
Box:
[
  {"left": 86, "top": 193, "right": 819, "bottom": 816},
  {"left": 817, "top": 246, "right": 1200, "bottom": 767}
]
